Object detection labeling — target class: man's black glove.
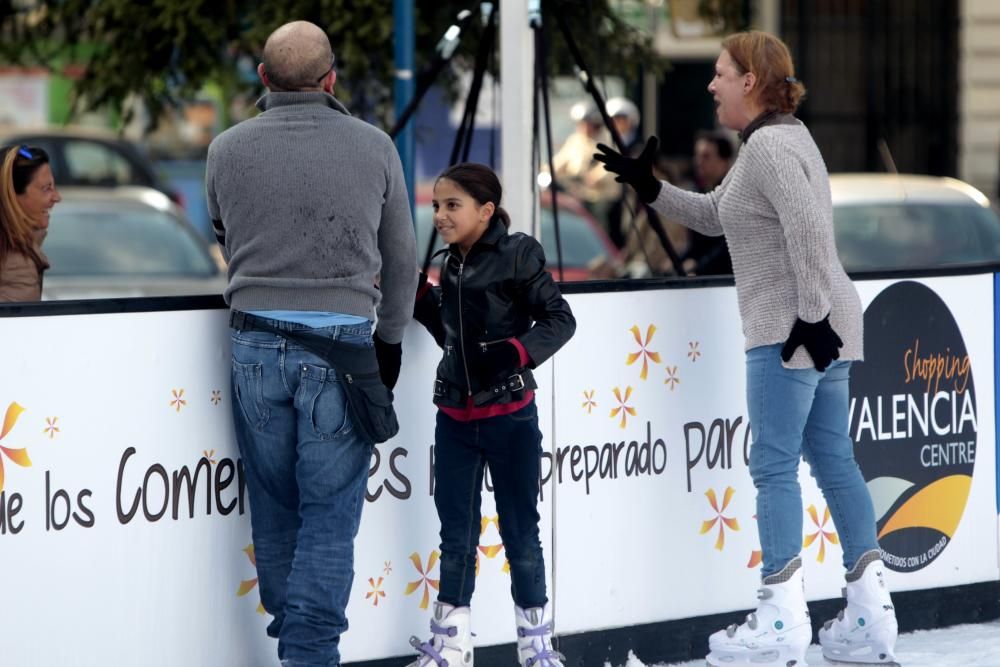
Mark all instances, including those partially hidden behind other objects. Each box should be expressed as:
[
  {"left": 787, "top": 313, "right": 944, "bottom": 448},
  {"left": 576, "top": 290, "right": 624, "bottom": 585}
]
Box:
[
  {"left": 474, "top": 341, "right": 520, "bottom": 388},
  {"left": 374, "top": 333, "right": 402, "bottom": 390},
  {"left": 780, "top": 315, "right": 844, "bottom": 372},
  {"left": 593, "top": 136, "right": 662, "bottom": 203}
]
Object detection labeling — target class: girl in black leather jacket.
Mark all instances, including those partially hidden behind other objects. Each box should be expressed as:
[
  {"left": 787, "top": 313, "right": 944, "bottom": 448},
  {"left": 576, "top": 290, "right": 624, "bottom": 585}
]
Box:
[{"left": 408, "top": 163, "right": 575, "bottom": 667}]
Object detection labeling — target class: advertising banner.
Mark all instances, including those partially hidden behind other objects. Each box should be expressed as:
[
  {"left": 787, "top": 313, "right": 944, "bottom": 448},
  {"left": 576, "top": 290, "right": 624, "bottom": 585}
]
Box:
[{"left": 0, "top": 275, "right": 995, "bottom": 666}]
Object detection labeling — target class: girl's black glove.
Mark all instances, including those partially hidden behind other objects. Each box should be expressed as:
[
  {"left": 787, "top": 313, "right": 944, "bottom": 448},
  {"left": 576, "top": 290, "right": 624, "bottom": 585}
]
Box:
[
  {"left": 475, "top": 341, "right": 520, "bottom": 388},
  {"left": 593, "top": 136, "right": 662, "bottom": 203},
  {"left": 780, "top": 315, "right": 844, "bottom": 372}
]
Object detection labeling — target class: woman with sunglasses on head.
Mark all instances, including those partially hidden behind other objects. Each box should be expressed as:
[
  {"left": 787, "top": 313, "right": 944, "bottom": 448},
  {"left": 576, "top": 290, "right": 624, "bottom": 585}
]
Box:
[
  {"left": 0, "top": 145, "right": 60, "bottom": 302},
  {"left": 596, "top": 31, "right": 899, "bottom": 667}
]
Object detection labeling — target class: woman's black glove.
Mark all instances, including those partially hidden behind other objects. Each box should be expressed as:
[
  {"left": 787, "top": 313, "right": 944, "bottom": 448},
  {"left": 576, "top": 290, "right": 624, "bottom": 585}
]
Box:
[
  {"left": 593, "top": 136, "right": 662, "bottom": 203},
  {"left": 475, "top": 341, "right": 520, "bottom": 388},
  {"left": 374, "top": 333, "right": 402, "bottom": 390},
  {"left": 780, "top": 315, "right": 844, "bottom": 372}
]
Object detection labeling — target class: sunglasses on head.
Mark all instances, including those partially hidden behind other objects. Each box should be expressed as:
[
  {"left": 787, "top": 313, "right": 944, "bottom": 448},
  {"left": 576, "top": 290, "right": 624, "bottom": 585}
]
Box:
[{"left": 16, "top": 145, "right": 33, "bottom": 160}]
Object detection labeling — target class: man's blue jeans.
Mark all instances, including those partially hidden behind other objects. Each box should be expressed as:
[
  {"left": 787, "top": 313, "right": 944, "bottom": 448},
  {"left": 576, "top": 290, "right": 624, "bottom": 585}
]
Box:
[
  {"left": 230, "top": 319, "right": 373, "bottom": 667},
  {"left": 434, "top": 401, "right": 548, "bottom": 609},
  {"left": 746, "top": 344, "right": 879, "bottom": 578}
]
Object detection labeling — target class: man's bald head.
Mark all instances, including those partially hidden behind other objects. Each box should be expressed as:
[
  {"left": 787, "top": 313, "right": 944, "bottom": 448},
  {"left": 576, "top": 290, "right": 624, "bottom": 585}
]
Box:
[{"left": 261, "top": 21, "right": 334, "bottom": 91}]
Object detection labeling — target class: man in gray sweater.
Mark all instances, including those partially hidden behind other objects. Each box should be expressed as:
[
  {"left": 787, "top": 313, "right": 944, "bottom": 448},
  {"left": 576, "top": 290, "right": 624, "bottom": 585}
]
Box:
[{"left": 206, "top": 20, "right": 417, "bottom": 667}]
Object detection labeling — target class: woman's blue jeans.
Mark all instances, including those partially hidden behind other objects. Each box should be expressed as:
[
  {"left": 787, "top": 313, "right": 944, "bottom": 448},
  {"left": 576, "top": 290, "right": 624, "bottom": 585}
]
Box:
[
  {"left": 230, "top": 319, "right": 374, "bottom": 667},
  {"left": 746, "top": 344, "right": 879, "bottom": 578}
]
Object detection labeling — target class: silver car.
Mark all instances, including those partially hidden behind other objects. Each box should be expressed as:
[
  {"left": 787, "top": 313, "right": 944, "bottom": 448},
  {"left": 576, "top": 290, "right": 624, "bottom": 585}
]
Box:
[
  {"left": 42, "top": 187, "right": 227, "bottom": 300},
  {"left": 831, "top": 174, "right": 1000, "bottom": 272}
]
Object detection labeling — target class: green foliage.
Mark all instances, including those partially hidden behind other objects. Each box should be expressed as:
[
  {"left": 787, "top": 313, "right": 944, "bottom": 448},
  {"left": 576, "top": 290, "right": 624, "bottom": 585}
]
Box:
[{"left": 0, "top": 0, "right": 672, "bottom": 130}]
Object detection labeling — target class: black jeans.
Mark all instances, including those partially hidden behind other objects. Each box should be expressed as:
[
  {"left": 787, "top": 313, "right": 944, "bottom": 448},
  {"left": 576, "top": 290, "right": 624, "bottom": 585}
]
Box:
[{"left": 434, "top": 401, "right": 548, "bottom": 608}]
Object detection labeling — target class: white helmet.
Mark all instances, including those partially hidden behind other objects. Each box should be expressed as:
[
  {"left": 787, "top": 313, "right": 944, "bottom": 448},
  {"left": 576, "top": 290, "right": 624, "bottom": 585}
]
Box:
[
  {"left": 606, "top": 97, "right": 639, "bottom": 127},
  {"left": 569, "top": 100, "right": 602, "bottom": 124}
]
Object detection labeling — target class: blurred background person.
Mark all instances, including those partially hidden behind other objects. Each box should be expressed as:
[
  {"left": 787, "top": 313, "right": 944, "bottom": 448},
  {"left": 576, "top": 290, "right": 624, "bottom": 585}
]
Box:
[
  {"left": 0, "top": 145, "right": 59, "bottom": 301},
  {"left": 683, "top": 130, "right": 735, "bottom": 275},
  {"left": 605, "top": 96, "right": 642, "bottom": 249},
  {"left": 552, "top": 100, "right": 619, "bottom": 226}
]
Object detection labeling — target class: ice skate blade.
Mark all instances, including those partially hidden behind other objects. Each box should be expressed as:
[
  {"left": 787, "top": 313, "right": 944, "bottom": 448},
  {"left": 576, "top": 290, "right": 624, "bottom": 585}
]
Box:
[
  {"left": 706, "top": 653, "right": 808, "bottom": 667},
  {"left": 823, "top": 657, "right": 900, "bottom": 667}
]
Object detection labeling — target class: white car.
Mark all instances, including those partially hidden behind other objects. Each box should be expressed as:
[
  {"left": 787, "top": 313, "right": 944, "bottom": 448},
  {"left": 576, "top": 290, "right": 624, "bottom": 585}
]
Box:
[
  {"left": 830, "top": 174, "right": 1000, "bottom": 272},
  {"left": 42, "top": 187, "right": 227, "bottom": 300}
]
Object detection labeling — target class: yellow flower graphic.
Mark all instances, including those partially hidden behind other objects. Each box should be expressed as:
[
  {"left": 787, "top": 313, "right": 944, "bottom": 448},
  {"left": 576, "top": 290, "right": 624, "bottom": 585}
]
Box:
[
  {"left": 747, "top": 514, "right": 762, "bottom": 568},
  {"left": 0, "top": 402, "right": 32, "bottom": 493},
  {"left": 626, "top": 325, "right": 662, "bottom": 380},
  {"left": 803, "top": 504, "right": 839, "bottom": 563},
  {"left": 170, "top": 389, "right": 187, "bottom": 412},
  {"left": 700, "top": 486, "right": 740, "bottom": 551},
  {"left": 202, "top": 449, "right": 217, "bottom": 465},
  {"left": 581, "top": 390, "right": 597, "bottom": 414},
  {"left": 664, "top": 365, "right": 680, "bottom": 391},
  {"left": 609, "top": 386, "right": 637, "bottom": 429},
  {"left": 236, "top": 544, "right": 265, "bottom": 614},
  {"left": 366, "top": 576, "right": 386, "bottom": 606},
  {"left": 478, "top": 515, "right": 506, "bottom": 573},
  {"left": 43, "top": 416, "right": 60, "bottom": 439},
  {"left": 404, "top": 551, "right": 440, "bottom": 609}
]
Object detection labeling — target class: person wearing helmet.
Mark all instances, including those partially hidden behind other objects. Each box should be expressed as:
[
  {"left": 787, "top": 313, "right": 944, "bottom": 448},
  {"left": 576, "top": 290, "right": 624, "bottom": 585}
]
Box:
[{"left": 551, "top": 100, "right": 619, "bottom": 222}]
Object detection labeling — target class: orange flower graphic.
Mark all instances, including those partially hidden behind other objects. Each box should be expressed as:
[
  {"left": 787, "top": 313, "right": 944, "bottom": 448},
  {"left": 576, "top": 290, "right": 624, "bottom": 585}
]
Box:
[
  {"left": 384, "top": 560, "right": 393, "bottom": 575},
  {"left": 747, "top": 514, "right": 762, "bottom": 568},
  {"left": 803, "top": 504, "right": 839, "bottom": 563},
  {"left": 366, "top": 576, "right": 386, "bottom": 606},
  {"left": 626, "top": 325, "right": 662, "bottom": 380},
  {"left": 700, "top": 486, "right": 740, "bottom": 551},
  {"left": 43, "top": 416, "right": 60, "bottom": 439},
  {"left": 688, "top": 341, "right": 702, "bottom": 362},
  {"left": 202, "top": 449, "right": 217, "bottom": 465},
  {"left": 581, "top": 390, "right": 597, "bottom": 414},
  {"left": 478, "top": 515, "right": 505, "bottom": 567},
  {"left": 404, "top": 551, "right": 440, "bottom": 609},
  {"left": 170, "top": 389, "right": 187, "bottom": 412},
  {"left": 609, "top": 386, "right": 637, "bottom": 429},
  {"left": 210, "top": 390, "right": 222, "bottom": 406},
  {"left": 0, "top": 402, "right": 32, "bottom": 493},
  {"left": 664, "top": 365, "right": 680, "bottom": 391},
  {"left": 236, "top": 544, "right": 265, "bottom": 614}
]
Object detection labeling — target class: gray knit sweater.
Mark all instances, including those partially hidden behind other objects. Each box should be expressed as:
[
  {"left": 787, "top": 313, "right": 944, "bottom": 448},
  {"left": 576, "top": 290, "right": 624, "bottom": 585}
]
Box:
[
  {"left": 650, "top": 119, "right": 862, "bottom": 368},
  {"left": 206, "top": 92, "right": 417, "bottom": 343}
]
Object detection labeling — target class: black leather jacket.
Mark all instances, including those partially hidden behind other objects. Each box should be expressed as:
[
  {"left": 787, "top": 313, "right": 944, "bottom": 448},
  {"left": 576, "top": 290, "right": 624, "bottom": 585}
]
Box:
[{"left": 415, "top": 219, "right": 576, "bottom": 408}]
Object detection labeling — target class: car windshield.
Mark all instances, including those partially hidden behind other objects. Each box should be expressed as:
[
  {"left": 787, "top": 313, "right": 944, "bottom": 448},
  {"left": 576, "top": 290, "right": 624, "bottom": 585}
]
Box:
[
  {"left": 833, "top": 203, "right": 1000, "bottom": 272},
  {"left": 46, "top": 207, "right": 218, "bottom": 277},
  {"left": 414, "top": 204, "right": 607, "bottom": 267}
]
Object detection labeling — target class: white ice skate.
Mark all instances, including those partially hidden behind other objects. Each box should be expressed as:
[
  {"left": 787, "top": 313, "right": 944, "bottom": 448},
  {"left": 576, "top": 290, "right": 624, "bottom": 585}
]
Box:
[
  {"left": 515, "top": 603, "right": 565, "bottom": 667},
  {"left": 706, "top": 556, "right": 812, "bottom": 667},
  {"left": 819, "top": 550, "right": 900, "bottom": 666},
  {"left": 406, "top": 601, "right": 474, "bottom": 667}
]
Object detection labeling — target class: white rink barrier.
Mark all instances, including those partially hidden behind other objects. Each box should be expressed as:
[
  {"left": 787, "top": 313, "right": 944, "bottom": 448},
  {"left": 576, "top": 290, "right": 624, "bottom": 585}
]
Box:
[{"left": 0, "top": 275, "right": 995, "bottom": 666}]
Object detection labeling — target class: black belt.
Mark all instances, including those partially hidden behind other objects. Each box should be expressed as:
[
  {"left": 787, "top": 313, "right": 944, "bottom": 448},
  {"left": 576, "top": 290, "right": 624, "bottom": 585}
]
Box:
[
  {"left": 433, "top": 372, "right": 531, "bottom": 406},
  {"left": 229, "top": 309, "right": 377, "bottom": 376}
]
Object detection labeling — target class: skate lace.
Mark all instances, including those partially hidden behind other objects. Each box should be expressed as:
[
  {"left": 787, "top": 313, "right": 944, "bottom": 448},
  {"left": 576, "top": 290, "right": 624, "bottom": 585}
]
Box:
[
  {"left": 518, "top": 621, "right": 566, "bottom": 667},
  {"left": 409, "top": 620, "right": 458, "bottom": 667}
]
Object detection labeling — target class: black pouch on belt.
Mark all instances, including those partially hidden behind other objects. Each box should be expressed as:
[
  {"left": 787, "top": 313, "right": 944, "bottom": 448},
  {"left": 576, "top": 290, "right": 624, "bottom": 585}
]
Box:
[{"left": 229, "top": 310, "right": 399, "bottom": 445}]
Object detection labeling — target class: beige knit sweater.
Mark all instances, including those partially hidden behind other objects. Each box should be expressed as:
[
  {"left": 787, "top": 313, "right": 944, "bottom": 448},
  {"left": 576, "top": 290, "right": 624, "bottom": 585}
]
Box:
[{"left": 650, "top": 119, "right": 862, "bottom": 368}]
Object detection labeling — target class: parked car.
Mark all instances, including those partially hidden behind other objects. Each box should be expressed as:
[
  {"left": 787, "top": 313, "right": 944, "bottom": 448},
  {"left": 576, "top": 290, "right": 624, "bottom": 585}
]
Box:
[
  {"left": 41, "top": 187, "right": 227, "bottom": 300},
  {"left": 830, "top": 174, "right": 1000, "bottom": 272},
  {"left": 0, "top": 126, "right": 182, "bottom": 205},
  {"left": 415, "top": 188, "right": 623, "bottom": 282}
]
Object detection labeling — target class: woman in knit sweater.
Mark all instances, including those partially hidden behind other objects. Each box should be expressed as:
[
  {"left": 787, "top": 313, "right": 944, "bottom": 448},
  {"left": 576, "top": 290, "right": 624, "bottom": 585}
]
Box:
[
  {"left": 0, "top": 145, "right": 59, "bottom": 302},
  {"left": 596, "top": 32, "right": 900, "bottom": 667}
]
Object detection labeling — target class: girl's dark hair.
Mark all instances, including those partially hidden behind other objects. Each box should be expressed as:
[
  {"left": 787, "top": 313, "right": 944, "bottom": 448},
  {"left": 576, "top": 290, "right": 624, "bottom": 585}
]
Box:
[{"left": 436, "top": 162, "right": 511, "bottom": 229}]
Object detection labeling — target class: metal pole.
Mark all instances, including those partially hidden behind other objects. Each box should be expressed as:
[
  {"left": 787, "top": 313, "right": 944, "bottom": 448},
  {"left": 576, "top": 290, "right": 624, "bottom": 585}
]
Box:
[
  {"left": 394, "top": 0, "right": 416, "bottom": 217},
  {"left": 501, "top": 0, "right": 537, "bottom": 236}
]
